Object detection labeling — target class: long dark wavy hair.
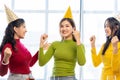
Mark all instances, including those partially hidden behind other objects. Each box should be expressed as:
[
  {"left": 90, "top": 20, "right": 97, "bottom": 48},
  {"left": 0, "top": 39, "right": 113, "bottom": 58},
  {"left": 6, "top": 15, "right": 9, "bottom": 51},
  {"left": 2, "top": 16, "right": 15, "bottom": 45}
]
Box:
[
  {"left": 0, "top": 18, "right": 25, "bottom": 53},
  {"left": 102, "top": 17, "right": 120, "bottom": 55},
  {"left": 59, "top": 18, "right": 76, "bottom": 42}
]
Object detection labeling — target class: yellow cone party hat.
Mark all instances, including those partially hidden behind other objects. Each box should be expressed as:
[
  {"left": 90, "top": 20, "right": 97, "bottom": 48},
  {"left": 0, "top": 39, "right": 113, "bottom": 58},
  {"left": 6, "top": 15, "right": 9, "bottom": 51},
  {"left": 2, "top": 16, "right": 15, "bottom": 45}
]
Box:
[
  {"left": 4, "top": 5, "right": 18, "bottom": 23},
  {"left": 64, "top": 6, "right": 73, "bottom": 19}
]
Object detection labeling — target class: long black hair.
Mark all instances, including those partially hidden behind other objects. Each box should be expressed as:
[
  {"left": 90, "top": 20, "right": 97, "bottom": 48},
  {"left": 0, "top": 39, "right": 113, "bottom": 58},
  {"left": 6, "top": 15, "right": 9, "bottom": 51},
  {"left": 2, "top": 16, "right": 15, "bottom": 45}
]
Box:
[
  {"left": 102, "top": 17, "right": 120, "bottom": 55},
  {"left": 0, "top": 18, "right": 25, "bottom": 53},
  {"left": 59, "top": 18, "right": 76, "bottom": 42}
]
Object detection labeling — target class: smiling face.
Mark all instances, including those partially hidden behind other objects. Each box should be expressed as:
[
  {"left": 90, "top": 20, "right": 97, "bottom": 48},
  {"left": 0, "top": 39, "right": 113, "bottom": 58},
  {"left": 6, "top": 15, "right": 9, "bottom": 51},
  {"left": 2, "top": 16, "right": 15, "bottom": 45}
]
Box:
[
  {"left": 104, "top": 21, "right": 112, "bottom": 37},
  {"left": 14, "top": 23, "right": 27, "bottom": 39},
  {"left": 59, "top": 19, "right": 75, "bottom": 40}
]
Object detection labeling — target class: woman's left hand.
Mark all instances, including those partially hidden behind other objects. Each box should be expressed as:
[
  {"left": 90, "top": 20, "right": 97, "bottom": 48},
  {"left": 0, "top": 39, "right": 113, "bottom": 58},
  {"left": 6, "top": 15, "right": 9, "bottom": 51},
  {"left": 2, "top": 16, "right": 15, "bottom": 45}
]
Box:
[
  {"left": 72, "top": 30, "right": 81, "bottom": 45},
  {"left": 111, "top": 36, "right": 119, "bottom": 54}
]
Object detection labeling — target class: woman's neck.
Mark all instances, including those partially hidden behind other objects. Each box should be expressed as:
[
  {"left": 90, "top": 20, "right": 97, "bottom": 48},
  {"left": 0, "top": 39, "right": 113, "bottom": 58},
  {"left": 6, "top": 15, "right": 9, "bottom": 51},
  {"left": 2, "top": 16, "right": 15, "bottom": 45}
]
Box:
[
  {"left": 14, "top": 34, "right": 20, "bottom": 39},
  {"left": 63, "top": 36, "right": 73, "bottom": 40}
]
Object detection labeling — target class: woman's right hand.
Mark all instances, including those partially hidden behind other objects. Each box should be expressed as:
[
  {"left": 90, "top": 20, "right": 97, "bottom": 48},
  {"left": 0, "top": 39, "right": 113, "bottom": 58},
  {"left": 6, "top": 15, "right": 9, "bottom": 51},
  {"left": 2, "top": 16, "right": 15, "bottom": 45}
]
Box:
[
  {"left": 90, "top": 35, "right": 96, "bottom": 48},
  {"left": 40, "top": 34, "right": 48, "bottom": 48},
  {"left": 3, "top": 47, "right": 12, "bottom": 64}
]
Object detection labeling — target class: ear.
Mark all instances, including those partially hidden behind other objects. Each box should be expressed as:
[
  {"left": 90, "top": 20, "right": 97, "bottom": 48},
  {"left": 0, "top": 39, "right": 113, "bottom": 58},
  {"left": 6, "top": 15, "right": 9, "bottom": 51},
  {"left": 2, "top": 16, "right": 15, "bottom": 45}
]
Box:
[
  {"left": 13, "top": 26, "right": 17, "bottom": 33},
  {"left": 73, "top": 27, "right": 76, "bottom": 31},
  {"left": 74, "top": 28, "right": 76, "bottom": 30}
]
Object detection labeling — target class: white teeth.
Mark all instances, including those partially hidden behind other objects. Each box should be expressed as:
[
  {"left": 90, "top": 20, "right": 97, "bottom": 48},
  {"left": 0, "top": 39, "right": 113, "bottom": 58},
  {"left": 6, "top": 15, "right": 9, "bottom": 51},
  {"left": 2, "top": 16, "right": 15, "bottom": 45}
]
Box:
[
  {"left": 63, "top": 32, "right": 67, "bottom": 34},
  {"left": 62, "top": 31, "right": 67, "bottom": 33}
]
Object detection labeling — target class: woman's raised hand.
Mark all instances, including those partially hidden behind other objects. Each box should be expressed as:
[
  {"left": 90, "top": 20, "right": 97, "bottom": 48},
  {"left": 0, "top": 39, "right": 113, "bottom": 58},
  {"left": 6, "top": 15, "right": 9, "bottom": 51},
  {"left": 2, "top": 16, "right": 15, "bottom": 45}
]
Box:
[{"left": 90, "top": 35, "right": 96, "bottom": 48}]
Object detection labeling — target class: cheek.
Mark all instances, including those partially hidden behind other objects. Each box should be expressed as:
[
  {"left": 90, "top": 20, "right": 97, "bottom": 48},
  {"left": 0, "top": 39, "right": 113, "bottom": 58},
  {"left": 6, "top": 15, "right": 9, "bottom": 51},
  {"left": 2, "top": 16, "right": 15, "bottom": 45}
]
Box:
[
  {"left": 69, "top": 28, "right": 73, "bottom": 33},
  {"left": 59, "top": 30, "right": 62, "bottom": 35},
  {"left": 59, "top": 28, "right": 63, "bottom": 32},
  {"left": 20, "top": 30, "right": 25, "bottom": 35},
  {"left": 107, "top": 31, "right": 111, "bottom": 36},
  {"left": 108, "top": 29, "right": 111, "bottom": 34}
]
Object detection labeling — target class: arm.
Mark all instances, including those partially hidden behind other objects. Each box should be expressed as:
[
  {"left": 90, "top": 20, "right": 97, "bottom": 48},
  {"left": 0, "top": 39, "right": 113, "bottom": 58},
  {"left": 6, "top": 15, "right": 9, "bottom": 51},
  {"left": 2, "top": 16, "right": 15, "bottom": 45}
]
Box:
[
  {"left": 77, "top": 44, "right": 86, "bottom": 66},
  {"left": 90, "top": 35, "right": 102, "bottom": 67},
  {"left": 111, "top": 36, "right": 120, "bottom": 73},
  {"left": 91, "top": 46, "right": 102, "bottom": 67},
  {"left": 0, "top": 59, "right": 9, "bottom": 76},
  {"left": 0, "top": 44, "right": 12, "bottom": 76},
  {"left": 30, "top": 42, "right": 51, "bottom": 67},
  {"left": 38, "top": 44, "right": 54, "bottom": 66},
  {"left": 39, "top": 34, "right": 54, "bottom": 66},
  {"left": 111, "top": 50, "right": 120, "bottom": 73},
  {"left": 29, "top": 51, "right": 38, "bottom": 67},
  {"left": 72, "top": 30, "right": 86, "bottom": 65}
]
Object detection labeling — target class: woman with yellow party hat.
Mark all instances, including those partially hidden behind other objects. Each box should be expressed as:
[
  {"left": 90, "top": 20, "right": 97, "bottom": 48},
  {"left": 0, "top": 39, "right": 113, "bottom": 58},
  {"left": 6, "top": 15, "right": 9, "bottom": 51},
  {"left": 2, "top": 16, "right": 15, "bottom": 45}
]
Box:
[{"left": 38, "top": 6, "right": 86, "bottom": 80}]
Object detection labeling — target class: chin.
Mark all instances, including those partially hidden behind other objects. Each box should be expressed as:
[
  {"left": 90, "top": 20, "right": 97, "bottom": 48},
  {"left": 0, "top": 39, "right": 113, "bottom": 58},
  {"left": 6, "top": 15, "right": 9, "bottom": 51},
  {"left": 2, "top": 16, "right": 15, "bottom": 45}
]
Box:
[
  {"left": 63, "top": 36, "right": 68, "bottom": 38},
  {"left": 106, "top": 34, "right": 110, "bottom": 37},
  {"left": 20, "top": 37, "right": 24, "bottom": 39}
]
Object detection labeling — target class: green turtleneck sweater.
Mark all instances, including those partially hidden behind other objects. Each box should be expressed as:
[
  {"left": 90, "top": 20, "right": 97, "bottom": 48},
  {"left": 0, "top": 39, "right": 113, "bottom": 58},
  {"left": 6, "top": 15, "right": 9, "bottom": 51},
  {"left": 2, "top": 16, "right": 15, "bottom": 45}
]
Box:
[{"left": 38, "top": 40, "right": 86, "bottom": 76}]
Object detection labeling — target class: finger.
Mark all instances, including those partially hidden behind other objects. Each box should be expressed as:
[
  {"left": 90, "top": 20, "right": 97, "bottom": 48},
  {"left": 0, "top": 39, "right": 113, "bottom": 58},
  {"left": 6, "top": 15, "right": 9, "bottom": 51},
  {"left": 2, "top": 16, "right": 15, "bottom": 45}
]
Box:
[
  {"left": 4, "top": 48, "right": 11, "bottom": 54},
  {"left": 90, "top": 37, "right": 93, "bottom": 41},
  {"left": 43, "top": 34, "right": 48, "bottom": 40}
]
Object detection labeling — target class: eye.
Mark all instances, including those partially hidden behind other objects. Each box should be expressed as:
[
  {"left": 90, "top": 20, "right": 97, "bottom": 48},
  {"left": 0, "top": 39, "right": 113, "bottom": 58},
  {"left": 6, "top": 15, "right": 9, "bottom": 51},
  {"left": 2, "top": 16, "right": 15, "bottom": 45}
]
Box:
[
  {"left": 60, "top": 25, "right": 63, "bottom": 28},
  {"left": 66, "top": 25, "right": 69, "bottom": 27}
]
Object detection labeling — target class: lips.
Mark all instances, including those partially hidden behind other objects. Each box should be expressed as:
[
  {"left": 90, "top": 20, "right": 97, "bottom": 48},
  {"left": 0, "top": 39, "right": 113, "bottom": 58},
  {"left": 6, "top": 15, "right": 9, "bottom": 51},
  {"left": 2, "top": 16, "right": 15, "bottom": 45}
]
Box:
[
  {"left": 105, "top": 30, "right": 109, "bottom": 34},
  {"left": 62, "top": 30, "right": 68, "bottom": 33},
  {"left": 62, "top": 32, "right": 67, "bottom": 34}
]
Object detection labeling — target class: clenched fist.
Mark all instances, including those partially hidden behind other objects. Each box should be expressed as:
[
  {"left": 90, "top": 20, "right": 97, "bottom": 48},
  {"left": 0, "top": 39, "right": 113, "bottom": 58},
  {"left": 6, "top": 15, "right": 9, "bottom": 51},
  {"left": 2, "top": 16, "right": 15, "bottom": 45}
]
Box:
[
  {"left": 3, "top": 47, "right": 12, "bottom": 64},
  {"left": 90, "top": 35, "right": 96, "bottom": 48}
]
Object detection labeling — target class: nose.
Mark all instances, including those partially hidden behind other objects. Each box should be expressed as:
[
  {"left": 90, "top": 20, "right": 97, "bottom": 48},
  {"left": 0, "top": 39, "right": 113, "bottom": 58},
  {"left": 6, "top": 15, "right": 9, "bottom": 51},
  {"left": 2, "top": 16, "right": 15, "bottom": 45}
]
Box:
[
  {"left": 104, "top": 27, "right": 107, "bottom": 31},
  {"left": 62, "top": 26, "right": 67, "bottom": 30},
  {"left": 25, "top": 28, "right": 27, "bottom": 33}
]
